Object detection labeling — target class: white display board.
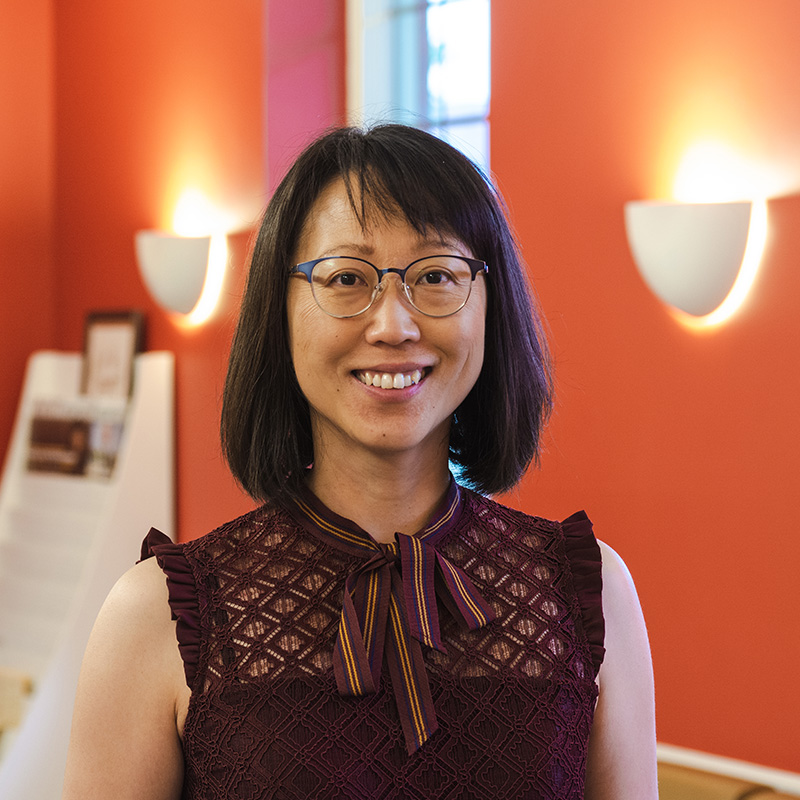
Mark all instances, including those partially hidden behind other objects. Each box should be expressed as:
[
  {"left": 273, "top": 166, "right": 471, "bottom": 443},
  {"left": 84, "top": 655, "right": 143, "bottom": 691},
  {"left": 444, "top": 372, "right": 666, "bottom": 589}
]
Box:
[{"left": 0, "top": 350, "right": 175, "bottom": 799}]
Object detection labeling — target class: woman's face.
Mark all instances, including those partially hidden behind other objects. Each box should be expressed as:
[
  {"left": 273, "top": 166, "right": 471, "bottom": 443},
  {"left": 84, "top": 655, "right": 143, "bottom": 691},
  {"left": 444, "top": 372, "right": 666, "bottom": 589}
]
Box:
[{"left": 286, "top": 177, "right": 487, "bottom": 467}]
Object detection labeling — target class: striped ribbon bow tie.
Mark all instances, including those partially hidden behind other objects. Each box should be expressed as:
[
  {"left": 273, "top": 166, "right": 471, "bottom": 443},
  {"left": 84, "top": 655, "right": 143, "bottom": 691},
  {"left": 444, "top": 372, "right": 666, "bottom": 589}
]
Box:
[{"left": 290, "top": 480, "right": 496, "bottom": 754}]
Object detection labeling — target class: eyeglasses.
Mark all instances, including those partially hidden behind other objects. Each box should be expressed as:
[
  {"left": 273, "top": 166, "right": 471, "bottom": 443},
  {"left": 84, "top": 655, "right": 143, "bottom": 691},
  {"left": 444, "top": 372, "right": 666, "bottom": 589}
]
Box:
[{"left": 290, "top": 255, "right": 488, "bottom": 318}]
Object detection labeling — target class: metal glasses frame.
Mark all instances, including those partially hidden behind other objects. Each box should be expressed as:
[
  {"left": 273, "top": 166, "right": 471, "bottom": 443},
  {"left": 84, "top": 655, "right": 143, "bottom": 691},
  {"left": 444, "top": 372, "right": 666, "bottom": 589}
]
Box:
[{"left": 290, "top": 254, "right": 488, "bottom": 318}]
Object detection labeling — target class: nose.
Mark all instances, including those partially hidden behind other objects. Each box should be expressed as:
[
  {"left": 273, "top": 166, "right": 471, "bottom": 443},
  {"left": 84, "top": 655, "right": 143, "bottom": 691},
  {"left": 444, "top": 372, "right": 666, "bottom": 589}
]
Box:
[{"left": 363, "top": 276, "right": 421, "bottom": 345}]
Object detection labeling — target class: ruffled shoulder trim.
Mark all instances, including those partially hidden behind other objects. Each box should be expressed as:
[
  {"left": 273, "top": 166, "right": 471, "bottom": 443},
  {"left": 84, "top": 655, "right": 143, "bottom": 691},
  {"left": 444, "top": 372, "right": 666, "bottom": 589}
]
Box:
[
  {"left": 561, "top": 511, "right": 606, "bottom": 678},
  {"left": 139, "top": 528, "right": 200, "bottom": 689}
]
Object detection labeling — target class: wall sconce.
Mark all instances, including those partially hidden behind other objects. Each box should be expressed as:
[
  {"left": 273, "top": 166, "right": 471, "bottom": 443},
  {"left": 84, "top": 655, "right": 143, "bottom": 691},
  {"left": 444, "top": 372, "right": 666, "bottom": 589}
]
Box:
[
  {"left": 135, "top": 231, "right": 211, "bottom": 314},
  {"left": 624, "top": 199, "right": 768, "bottom": 328},
  {"left": 134, "top": 230, "right": 228, "bottom": 326},
  {"left": 134, "top": 187, "right": 233, "bottom": 326}
]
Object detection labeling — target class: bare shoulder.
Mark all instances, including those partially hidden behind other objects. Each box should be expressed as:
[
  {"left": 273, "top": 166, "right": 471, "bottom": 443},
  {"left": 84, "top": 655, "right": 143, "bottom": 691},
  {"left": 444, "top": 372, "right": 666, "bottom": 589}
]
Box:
[
  {"left": 596, "top": 540, "right": 641, "bottom": 623},
  {"left": 100, "top": 556, "right": 173, "bottom": 632},
  {"left": 584, "top": 539, "right": 657, "bottom": 800},
  {"left": 79, "top": 557, "right": 178, "bottom": 673},
  {"left": 595, "top": 539, "right": 654, "bottom": 695},
  {"left": 63, "top": 557, "right": 186, "bottom": 800}
]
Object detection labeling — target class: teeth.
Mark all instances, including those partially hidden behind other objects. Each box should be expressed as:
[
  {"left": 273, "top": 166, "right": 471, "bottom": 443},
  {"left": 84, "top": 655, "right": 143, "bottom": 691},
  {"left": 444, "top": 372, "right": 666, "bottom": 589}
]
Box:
[{"left": 358, "top": 369, "right": 425, "bottom": 389}]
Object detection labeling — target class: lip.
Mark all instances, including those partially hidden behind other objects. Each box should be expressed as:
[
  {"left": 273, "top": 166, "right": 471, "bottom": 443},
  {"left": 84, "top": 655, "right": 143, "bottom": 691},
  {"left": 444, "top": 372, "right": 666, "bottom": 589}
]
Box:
[{"left": 355, "top": 363, "right": 432, "bottom": 373}]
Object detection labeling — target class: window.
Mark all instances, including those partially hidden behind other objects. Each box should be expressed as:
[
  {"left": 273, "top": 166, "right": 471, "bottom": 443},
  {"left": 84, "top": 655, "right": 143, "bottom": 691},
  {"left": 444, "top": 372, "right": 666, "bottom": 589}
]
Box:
[{"left": 349, "top": 0, "right": 491, "bottom": 172}]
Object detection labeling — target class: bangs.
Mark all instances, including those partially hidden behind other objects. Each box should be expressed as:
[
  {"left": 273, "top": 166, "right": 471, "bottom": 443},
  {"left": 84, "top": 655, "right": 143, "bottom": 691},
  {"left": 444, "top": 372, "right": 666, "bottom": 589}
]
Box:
[{"left": 330, "top": 127, "right": 497, "bottom": 259}]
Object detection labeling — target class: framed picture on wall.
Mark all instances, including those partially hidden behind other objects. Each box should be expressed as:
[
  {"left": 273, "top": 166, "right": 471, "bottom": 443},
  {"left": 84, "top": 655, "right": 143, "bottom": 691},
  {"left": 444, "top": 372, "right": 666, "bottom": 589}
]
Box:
[{"left": 81, "top": 310, "right": 145, "bottom": 398}]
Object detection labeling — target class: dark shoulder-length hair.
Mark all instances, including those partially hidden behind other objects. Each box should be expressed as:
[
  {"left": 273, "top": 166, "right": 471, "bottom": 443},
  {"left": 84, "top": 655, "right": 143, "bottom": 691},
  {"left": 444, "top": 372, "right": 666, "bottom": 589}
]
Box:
[{"left": 221, "top": 124, "right": 552, "bottom": 501}]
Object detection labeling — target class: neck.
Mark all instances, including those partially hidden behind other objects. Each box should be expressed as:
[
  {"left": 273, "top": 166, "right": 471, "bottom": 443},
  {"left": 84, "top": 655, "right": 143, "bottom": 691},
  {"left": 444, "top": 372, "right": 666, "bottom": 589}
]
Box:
[{"left": 306, "top": 450, "right": 451, "bottom": 543}]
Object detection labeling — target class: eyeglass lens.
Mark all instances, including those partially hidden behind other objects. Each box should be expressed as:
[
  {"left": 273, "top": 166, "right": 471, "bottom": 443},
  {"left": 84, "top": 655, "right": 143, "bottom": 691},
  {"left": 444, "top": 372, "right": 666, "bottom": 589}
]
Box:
[{"left": 309, "top": 257, "right": 475, "bottom": 318}]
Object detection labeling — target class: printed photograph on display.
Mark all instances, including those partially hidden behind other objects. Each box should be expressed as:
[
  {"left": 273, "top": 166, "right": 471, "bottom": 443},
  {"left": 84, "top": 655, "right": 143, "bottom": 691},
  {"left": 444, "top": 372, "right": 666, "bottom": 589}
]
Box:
[{"left": 26, "top": 400, "right": 126, "bottom": 480}]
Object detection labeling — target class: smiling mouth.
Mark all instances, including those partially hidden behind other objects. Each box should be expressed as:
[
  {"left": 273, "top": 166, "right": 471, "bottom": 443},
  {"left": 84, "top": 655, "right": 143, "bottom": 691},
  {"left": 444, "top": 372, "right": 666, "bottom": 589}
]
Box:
[{"left": 355, "top": 368, "right": 426, "bottom": 389}]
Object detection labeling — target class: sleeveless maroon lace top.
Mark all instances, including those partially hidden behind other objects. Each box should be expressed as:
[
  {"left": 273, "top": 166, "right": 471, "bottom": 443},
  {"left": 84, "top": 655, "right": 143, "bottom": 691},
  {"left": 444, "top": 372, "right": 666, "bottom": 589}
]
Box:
[{"left": 141, "top": 483, "right": 605, "bottom": 799}]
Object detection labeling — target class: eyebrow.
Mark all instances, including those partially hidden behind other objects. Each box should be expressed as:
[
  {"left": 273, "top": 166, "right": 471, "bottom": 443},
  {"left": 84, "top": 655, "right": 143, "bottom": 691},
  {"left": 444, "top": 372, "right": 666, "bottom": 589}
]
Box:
[{"left": 320, "top": 242, "right": 375, "bottom": 258}]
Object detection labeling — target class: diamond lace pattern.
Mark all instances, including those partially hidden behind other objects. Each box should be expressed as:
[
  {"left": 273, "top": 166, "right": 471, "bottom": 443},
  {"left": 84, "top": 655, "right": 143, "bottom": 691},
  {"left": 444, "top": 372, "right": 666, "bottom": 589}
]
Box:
[{"left": 155, "top": 492, "right": 602, "bottom": 800}]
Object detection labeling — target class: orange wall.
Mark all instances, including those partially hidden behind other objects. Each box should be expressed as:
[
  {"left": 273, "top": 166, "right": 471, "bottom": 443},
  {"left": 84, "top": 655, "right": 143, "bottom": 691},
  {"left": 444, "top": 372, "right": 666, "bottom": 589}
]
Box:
[
  {"left": 0, "top": 0, "right": 56, "bottom": 467},
  {"left": 51, "top": 0, "right": 269, "bottom": 538},
  {"left": 493, "top": 1, "right": 800, "bottom": 771}
]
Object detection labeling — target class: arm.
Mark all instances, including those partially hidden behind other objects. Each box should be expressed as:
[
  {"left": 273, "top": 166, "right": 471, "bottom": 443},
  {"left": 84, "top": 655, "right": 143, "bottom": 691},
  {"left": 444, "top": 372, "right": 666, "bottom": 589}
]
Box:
[
  {"left": 62, "top": 557, "right": 187, "bottom": 800},
  {"left": 584, "top": 540, "right": 657, "bottom": 800}
]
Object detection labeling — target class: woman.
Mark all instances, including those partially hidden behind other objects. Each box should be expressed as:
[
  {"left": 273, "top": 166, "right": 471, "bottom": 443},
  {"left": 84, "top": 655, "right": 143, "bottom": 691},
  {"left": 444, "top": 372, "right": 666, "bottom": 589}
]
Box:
[{"left": 64, "top": 125, "right": 656, "bottom": 799}]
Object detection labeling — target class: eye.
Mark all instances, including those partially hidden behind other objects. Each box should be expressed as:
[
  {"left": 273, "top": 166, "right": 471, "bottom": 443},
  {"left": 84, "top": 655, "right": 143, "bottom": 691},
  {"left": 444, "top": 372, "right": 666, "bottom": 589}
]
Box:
[
  {"left": 421, "top": 270, "right": 447, "bottom": 285},
  {"left": 311, "top": 259, "right": 373, "bottom": 289},
  {"left": 414, "top": 267, "right": 458, "bottom": 287},
  {"left": 408, "top": 256, "right": 473, "bottom": 290},
  {"left": 331, "top": 271, "right": 364, "bottom": 287}
]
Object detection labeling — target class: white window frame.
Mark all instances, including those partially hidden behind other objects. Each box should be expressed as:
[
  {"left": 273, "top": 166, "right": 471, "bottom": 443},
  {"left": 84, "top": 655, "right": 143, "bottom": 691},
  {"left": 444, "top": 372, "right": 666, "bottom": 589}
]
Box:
[{"left": 346, "top": 0, "right": 490, "bottom": 170}]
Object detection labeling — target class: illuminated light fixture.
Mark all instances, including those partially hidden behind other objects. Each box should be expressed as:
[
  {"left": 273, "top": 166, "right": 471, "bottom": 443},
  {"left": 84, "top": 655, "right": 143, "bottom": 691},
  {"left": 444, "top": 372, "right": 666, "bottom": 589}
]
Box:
[
  {"left": 135, "top": 231, "right": 212, "bottom": 314},
  {"left": 624, "top": 199, "right": 768, "bottom": 328},
  {"left": 625, "top": 140, "right": 770, "bottom": 329},
  {"left": 135, "top": 189, "right": 230, "bottom": 326}
]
